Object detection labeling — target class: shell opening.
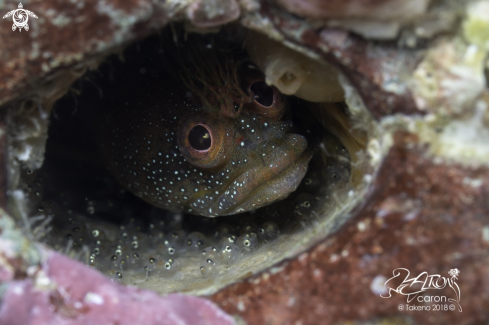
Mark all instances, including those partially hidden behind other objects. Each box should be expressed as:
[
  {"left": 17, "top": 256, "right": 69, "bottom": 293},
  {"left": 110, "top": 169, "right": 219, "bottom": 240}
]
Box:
[{"left": 3, "top": 25, "right": 382, "bottom": 295}]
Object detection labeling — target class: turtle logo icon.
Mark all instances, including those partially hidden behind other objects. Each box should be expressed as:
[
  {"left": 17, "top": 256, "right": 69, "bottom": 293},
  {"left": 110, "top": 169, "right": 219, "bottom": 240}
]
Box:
[{"left": 3, "top": 3, "right": 38, "bottom": 32}]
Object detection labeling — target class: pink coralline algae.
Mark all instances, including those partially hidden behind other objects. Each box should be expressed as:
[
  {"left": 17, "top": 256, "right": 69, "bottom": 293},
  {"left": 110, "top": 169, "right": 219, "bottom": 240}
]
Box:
[{"left": 0, "top": 251, "right": 235, "bottom": 325}]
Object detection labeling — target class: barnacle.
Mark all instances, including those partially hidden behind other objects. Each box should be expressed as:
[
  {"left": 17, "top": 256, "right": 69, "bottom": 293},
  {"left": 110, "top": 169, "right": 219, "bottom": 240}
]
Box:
[
  {"left": 245, "top": 31, "right": 344, "bottom": 102},
  {"left": 4, "top": 25, "right": 380, "bottom": 295}
]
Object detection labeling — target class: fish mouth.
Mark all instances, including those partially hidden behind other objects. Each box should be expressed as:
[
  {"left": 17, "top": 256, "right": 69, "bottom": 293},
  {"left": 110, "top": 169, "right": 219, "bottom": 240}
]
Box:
[{"left": 206, "top": 134, "right": 313, "bottom": 217}]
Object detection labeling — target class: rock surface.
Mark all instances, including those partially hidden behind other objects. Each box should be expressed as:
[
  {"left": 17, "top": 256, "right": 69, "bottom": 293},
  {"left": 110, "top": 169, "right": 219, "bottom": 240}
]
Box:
[{"left": 1, "top": 1, "right": 488, "bottom": 325}]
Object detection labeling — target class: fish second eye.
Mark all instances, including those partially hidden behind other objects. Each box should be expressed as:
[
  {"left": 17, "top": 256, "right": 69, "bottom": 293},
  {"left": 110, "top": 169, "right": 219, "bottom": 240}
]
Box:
[
  {"left": 188, "top": 125, "right": 212, "bottom": 151},
  {"left": 250, "top": 81, "right": 274, "bottom": 107},
  {"left": 244, "top": 76, "right": 286, "bottom": 120}
]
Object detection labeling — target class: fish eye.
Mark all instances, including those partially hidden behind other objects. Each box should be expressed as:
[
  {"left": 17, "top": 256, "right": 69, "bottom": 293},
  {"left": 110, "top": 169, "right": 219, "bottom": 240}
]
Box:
[
  {"left": 188, "top": 124, "right": 212, "bottom": 151},
  {"left": 178, "top": 115, "right": 233, "bottom": 169},
  {"left": 250, "top": 81, "right": 274, "bottom": 107},
  {"left": 246, "top": 78, "right": 286, "bottom": 120}
]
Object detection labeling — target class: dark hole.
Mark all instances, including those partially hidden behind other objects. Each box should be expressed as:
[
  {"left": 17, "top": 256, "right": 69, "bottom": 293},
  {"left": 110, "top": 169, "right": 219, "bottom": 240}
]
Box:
[
  {"left": 250, "top": 81, "right": 274, "bottom": 107},
  {"left": 188, "top": 125, "right": 212, "bottom": 150},
  {"left": 24, "top": 99, "right": 36, "bottom": 112}
]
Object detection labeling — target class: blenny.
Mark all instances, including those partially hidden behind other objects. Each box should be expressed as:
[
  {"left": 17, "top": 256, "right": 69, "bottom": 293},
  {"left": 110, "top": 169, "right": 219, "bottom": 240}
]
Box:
[{"left": 95, "top": 35, "right": 312, "bottom": 217}]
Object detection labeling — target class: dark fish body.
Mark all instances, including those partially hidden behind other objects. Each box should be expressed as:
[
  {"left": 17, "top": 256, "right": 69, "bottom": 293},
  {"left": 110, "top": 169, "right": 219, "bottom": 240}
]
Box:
[{"left": 95, "top": 40, "right": 312, "bottom": 217}]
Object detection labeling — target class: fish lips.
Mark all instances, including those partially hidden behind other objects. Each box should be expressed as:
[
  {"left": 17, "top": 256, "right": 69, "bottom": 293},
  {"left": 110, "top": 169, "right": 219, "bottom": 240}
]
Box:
[{"left": 207, "top": 134, "right": 313, "bottom": 217}]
